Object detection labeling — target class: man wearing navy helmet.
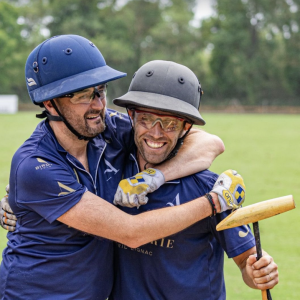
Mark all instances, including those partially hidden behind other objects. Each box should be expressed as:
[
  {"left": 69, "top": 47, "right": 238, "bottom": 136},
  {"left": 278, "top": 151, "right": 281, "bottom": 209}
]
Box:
[
  {"left": 110, "top": 60, "right": 278, "bottom": 300},
  {"left": 1, "top": 35, "right": 245, "bottom": 300}
]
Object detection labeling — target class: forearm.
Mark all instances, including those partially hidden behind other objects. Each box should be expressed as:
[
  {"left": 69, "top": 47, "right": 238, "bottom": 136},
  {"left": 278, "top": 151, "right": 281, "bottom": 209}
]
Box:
[
  {"left": 59, "top": 192, "right": 220, "bottom": 248},
  {"left": 156, "top": 129, "right": 225, "bottom": 181},
  {"left": 123, "top": 193, "right": 220, "bottom": 247}
]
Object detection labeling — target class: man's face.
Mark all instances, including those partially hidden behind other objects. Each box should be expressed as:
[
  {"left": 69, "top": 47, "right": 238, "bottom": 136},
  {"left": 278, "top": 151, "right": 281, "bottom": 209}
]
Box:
[
  {"left": 129, "top": 107, "right": 192, "bottom": 165},
  {"left": 55, "top": 85, "right": 107, "bottom": 138}
]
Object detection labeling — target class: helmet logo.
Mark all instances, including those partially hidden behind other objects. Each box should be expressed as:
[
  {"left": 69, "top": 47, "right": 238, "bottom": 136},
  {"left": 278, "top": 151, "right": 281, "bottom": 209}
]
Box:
[{"left": 27, "top": 78, "right": 37, "bottom": 86}]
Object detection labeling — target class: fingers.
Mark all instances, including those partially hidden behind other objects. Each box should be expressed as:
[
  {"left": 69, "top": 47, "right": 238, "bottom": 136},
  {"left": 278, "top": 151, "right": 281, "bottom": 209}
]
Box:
[
  {"left": 248, "top": 255, "right": 279, "bottom": 290},
  {"left": 113, "top": 181, "right": 150, "bottom": 208},
  {"left": 2, "top": 223, "right": 16, "bottom": 232},
  {"left": 3, "top": 211, "right": 17, "bottom": 221},
  {"left": 1, "top": 196, "right": 14, "bottom": 214},
  {"left": 2, "top": 216, "right": 17, "bottom": 227}
]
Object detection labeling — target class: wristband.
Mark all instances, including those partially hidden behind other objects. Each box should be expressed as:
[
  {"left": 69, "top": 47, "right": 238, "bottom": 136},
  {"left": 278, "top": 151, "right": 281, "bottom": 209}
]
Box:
[{"left": 205, "top": 193, "right": 217, "bottom": 217}]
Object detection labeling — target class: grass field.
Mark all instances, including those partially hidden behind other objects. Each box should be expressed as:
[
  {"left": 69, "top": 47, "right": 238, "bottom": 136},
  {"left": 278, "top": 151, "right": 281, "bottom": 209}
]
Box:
[{"left": 0, "top": 111, "right": 299, "bottom": 299}]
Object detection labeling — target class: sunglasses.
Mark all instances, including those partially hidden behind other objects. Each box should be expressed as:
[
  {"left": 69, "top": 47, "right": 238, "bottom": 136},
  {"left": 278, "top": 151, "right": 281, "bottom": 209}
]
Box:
[
  {"left": 61, "top": 84, "right": 108, "bottom": 104},
  {"left": 132, "top": 109, "right": 188, "bottom": 132}
]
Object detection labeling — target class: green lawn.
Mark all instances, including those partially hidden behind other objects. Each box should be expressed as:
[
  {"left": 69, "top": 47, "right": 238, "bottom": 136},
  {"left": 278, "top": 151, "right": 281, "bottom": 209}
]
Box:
[{"left": 0, "top": 112, "right": 299, "bottom": 299}]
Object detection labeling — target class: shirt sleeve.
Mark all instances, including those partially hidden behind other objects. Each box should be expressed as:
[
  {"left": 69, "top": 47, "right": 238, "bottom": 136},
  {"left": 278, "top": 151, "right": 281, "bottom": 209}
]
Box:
[
  {"left": 192, "top": 170, "right": 256, "bottom": 258},
  {"left": 210, "top": 211, "right": 256, "bottom": 258},
  {"left": 13, "top": 154, "right": 87, "bottom": 224}
]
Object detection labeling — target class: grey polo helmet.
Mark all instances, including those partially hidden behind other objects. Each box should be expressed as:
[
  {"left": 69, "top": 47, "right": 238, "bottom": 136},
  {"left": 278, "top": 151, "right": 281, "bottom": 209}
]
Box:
[{"left": 113, "top": 60, "right": 205, "bottom": 125}]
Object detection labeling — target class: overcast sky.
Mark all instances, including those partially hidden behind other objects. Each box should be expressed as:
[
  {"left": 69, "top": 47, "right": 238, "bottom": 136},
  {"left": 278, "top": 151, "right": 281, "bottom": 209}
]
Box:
[
  {"left": 194, "top": 0, "right": 214, "bottom": 20},
  {"left": 191, "top": 0, "right": 215, "bottom": 27}
]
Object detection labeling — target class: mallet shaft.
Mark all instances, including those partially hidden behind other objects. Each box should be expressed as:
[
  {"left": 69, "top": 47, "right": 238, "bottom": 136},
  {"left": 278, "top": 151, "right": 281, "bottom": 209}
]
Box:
[{"left": 253, "top": 222, "right": 272, "bottom": 300}]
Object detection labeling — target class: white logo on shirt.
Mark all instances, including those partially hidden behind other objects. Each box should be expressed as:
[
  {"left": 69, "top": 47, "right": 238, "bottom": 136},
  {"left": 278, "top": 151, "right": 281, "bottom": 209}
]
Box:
[
  {"left": 166, "top": 193, "right": 181, "bottom": 206},
  {"left": 104, "top": 159, "right": 119, "bottom": 181},
  {"left": 35, "top": 158, "right": 52, "bottom": 170},
  {"left": 239, "top": 225, "right": 250, "bottom": 238}
]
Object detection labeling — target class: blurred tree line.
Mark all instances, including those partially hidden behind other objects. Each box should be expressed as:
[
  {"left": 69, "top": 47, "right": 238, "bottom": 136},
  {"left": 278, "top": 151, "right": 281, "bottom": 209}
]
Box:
[{"left": 0, "top": 0, "right": 299, "bottom": 106}]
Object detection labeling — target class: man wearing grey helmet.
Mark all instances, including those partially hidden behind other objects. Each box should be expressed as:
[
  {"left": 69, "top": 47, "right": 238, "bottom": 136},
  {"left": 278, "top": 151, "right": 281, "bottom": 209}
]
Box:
[
  {"left": 110, "top": 60, "right": 279, "bottom": 300},
  {"left": 0, "top": 35, "right": 244, "bottom": 300}
]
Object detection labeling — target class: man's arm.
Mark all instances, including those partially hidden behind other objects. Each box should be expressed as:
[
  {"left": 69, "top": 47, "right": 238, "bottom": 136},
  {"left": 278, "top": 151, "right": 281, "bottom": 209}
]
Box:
[
  {"left": 233, "top": 246, "right": 279, "bottom": 290},
  {"left": 157, "top": 129, "right": 225, "bottom": 181},
  {"left": 58, "top": 190, "right": 218, "bottom": 248},
  {"left": 113, "top": 129, "right": 225, "bottom": 207}
]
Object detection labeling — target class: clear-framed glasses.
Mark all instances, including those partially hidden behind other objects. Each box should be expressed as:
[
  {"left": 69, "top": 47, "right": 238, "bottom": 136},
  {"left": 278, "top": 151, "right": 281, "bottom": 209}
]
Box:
[
  {"left": 132, "top": 109, "right": 188, "bottom": 132},
  {"left": 62, "top": 84, "right": 108, "bottom": 104}
]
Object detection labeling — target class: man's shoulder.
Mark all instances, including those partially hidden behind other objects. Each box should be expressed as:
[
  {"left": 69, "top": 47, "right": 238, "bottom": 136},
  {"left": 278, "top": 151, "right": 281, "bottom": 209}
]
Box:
[
  {"left": 11, "top": 121, "right": 66, "bottom": 177},
  {"left": 183, "top": 169, "right": 218, "bottom": 184},
  {"left": 105, "top": 109, "right": 130, "bottom": 130},
  {"left": 103, "top": 108, "right": 133, "bottom": 150},
  {"left": 176, "top": 169, "right": 218, "bottom": 195}
]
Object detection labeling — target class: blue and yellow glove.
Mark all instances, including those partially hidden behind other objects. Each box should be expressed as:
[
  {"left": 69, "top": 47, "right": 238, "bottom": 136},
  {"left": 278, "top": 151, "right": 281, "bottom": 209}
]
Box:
[
  {"left": 113, "top": 168, "right": 165, "bottom": 208},
  {"left": 1, "top": 185, "right": 17, "bottom": 232},
  {"left": 211, "top": 169, "right": 245, "bottom": 212}
]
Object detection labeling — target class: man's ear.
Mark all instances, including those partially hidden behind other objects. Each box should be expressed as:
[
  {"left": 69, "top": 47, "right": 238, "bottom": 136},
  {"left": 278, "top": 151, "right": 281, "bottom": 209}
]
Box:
[
  {"left": 180, "top": 123, "right": 193, "bottom": 138},
  {"left": 184, "top": 123, "right": 193, "bottom": 131},
  {"left": 43, "top": 100, "right": 52, "bottom": 110},
  {"left": 127, "top": 108, "right": 134, "bottom": 119},
  {"left": 127, "top": 109, "right": 135, "bottom": 127},
  {"left": 43, "top": 99, "right": 59, "bottom": 116}
]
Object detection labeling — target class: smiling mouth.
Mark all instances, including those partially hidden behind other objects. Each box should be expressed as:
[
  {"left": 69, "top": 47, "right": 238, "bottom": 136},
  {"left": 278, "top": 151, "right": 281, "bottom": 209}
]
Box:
[
  {"left": 145, "top": 139, "right": 166, "bottom": 149},
  {"left": 86, "top": 114, "right": 101, "bottom": 120}
]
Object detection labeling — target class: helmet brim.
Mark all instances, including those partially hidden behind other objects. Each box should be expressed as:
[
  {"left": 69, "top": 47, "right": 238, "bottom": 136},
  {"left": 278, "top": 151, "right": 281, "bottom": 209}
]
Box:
[
  {"left": 113, "top": 91, "right": 205, "bottom": 125},
  {"left": 30, "top": 65, "right": 126, "bottom": 103}
]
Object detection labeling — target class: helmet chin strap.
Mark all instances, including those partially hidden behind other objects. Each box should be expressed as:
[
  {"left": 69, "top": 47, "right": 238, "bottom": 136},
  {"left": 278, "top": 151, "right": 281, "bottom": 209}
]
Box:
[
  {"left": 165, "top": 123, "right": 193, "bottom": 161},
  {"left": 36, "top": 100, "right": 95, "bottom": 141}
]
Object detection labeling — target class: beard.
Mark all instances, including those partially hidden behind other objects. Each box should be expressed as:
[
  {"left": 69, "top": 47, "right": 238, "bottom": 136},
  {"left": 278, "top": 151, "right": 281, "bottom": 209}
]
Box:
[
  {"left": 82, "top": 109, "right": 106, "bottom": 137},
  {"left": 56, "top": 101, "right": 106, "bottom": 138},
  {"left": 134, "top": 131, "right": 182, "bottom": 166}
]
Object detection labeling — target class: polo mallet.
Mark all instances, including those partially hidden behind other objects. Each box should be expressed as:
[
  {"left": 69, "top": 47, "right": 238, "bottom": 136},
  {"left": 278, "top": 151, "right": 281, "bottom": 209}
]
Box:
[{"left": 216, "top": 195, "right": 296, "bottom": 300}]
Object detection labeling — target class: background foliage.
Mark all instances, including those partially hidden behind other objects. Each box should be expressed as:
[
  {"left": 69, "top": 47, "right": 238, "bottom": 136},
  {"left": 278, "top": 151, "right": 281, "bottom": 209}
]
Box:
[{"left": 0, "top": 0, "right": 299, "bottom": 106}]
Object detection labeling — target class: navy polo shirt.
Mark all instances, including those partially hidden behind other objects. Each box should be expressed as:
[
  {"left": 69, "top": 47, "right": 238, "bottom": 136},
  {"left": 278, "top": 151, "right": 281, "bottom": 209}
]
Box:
[
  {"left": 0, "top": 109, "right": 133, "bottom": 300},
  {"left": 111, "top": 151, "right": 255, "bottom": 300}
]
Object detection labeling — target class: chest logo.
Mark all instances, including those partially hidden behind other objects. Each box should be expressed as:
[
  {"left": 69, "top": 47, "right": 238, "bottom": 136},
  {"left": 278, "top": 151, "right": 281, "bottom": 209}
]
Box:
[
  {"left": 104, "top": 159, "right": 119, "bottom": 175},
  {"left": 35, "top": 158, "right": 52, "bottom": 170},
  {"left": 166, "top": 193, "right": 181, "bottom": 206}
]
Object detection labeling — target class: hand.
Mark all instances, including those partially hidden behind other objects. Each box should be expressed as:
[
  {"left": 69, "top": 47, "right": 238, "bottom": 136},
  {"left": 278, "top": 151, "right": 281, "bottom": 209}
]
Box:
[
  {"left": 113, "top": 168, "right": 165, "bottom": 208},
  {"left": 246, "top": 254, "right": 279, "bottom": 290},
  {"left": 1, "top": 184, "right": 17, "bottom": 232},
  {"left": 211, "top": 169, "right": 245, "bottom": 212}
]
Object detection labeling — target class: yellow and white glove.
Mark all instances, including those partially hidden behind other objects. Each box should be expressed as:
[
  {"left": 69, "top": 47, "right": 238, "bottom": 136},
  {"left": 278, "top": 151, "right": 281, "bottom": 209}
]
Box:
[
  {"left": 211, "top": 169, "right": 246, "bottom": 212},
  {"left": 1, "top": 185, "right": 17, "bottom": 232},
  {"left": 113, "top": 168, "right": 165, "bottom": 208}
]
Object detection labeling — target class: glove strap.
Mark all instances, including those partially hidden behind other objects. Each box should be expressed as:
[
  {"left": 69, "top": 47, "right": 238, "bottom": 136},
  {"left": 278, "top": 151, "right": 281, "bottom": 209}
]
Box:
[{"left": 205, "top": 193, "right": 217, "bottom": 217}]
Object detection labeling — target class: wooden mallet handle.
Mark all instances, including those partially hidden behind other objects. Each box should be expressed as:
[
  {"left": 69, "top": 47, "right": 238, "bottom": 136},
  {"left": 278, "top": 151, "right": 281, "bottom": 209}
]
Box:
[{"left": 253, "top": 222, "right": 272, "bottom": 300}]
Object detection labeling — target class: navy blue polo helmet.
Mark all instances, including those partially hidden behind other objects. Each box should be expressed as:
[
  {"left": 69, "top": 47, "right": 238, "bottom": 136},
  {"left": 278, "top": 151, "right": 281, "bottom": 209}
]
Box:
[{"left": 25, "top": 34, "right": 126, "bottom": 104}]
